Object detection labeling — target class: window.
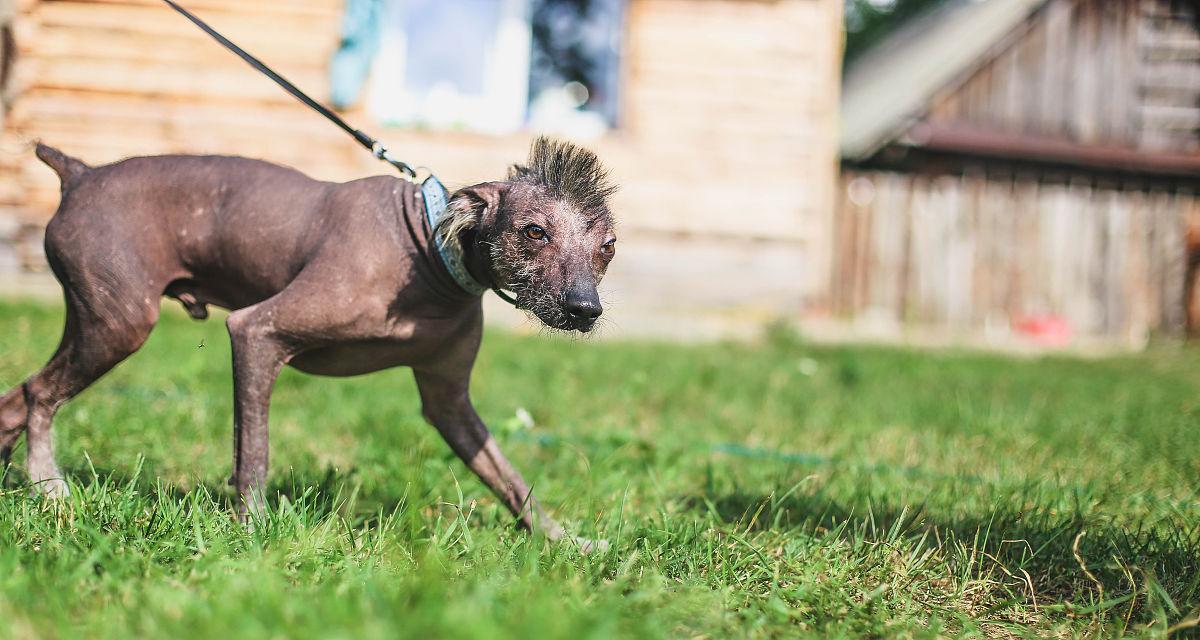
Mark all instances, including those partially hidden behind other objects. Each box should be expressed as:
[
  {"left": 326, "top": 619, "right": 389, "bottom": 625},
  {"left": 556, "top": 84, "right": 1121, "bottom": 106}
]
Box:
[
  {"left": 365, "top": 0, "right": 531, "bottom": 134},
  {"left": 527, "top": 0, "right": 625, "bottom": 136},
  {"left": 349, "top": 0, "right": 624, "bottom": 136}
]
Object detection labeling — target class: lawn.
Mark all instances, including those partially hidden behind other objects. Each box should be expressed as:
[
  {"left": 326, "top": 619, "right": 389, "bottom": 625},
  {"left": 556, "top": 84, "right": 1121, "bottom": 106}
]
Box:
[{"left": 1, "top": 298, "right": 1199, "bottom": 638}]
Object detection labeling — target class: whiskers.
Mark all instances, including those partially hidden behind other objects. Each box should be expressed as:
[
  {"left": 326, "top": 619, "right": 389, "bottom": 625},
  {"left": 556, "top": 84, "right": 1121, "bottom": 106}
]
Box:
[{"left": 485, "top": 232, "right": 613, "bottom": 338}]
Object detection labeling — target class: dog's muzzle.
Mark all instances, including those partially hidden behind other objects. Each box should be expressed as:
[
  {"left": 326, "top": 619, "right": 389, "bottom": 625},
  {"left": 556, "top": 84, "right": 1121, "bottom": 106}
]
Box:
[{"left": 561, "top": 287, "right": 602, "bottom": 330}]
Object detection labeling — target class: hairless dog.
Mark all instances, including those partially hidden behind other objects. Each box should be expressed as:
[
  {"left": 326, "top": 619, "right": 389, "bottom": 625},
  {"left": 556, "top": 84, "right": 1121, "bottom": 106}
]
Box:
[{"left": 0, "top": 137, "right": 617, "bottom": 550}]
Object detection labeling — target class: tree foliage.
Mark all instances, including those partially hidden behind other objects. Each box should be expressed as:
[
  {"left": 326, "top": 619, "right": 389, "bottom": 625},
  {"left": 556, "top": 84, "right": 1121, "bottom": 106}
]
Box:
[{"left": 844, "top": 0, "right": 949, "bottom": 64}]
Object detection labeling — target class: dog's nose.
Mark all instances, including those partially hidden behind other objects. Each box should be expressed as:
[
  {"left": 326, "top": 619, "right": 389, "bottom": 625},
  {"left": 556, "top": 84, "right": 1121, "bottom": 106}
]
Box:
[{"left": 563, "top": 289, "right": 603, "bottom": 321}]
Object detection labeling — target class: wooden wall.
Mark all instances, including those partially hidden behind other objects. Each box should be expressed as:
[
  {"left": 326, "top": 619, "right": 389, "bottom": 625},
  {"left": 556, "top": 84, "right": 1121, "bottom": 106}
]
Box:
[
  {"left": 927, "top": 0, "right": 1200, "bottom": 154},
  {"left": 0, "top": 0, "right": 844, "bottom": 329},
  {"left": 0, "top": 0, "right": 356, "bottom": 211},
  {"left": 833, "top": 169, "right": 1197, "bottom": 344},
  {"left": 833, "top": 0, "right": 1200, "bottom": 346}
]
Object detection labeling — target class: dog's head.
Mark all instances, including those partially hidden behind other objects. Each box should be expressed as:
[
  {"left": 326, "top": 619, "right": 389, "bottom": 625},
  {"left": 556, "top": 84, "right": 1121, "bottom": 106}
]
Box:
[{"left": 440, "top": 137, "right": 618, "bottom": 333}]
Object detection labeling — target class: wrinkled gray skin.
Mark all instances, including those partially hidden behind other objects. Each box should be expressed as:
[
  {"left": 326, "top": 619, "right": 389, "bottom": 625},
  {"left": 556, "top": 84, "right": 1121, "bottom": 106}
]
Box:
[{"left": 0, "top": 139, "right": 617, "bottom": 551}]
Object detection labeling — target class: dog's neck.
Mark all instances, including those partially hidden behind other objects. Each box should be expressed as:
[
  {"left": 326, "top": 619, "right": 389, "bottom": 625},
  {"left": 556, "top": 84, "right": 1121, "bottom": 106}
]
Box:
[
  {"left": 459, "top": 230, "right": 500, "bottom": 291},
  {"left": 420, "top": 176, "right": 490, "bottom": 298}
]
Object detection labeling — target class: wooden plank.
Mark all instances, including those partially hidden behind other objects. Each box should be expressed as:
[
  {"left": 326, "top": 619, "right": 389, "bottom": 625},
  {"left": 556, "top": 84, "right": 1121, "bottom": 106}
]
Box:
[
  {"left": 1014, "top": 178, "right": 1041, "bottom": 318},
  {"left": 1016, "top": 15, "right": 1044, "bottom": 134},
  {"left": 943, "top": 174, "right": 972, "bottom": 326},
  {"left": 1065, "top": 179, "right": 1096, "bottom": 333},
  {"left": 1160, "top": 189, "right": 1188, "bottom": 335},
  {"left": 1072, "top": 1, "right": 1101, "bottom": 144},
  {"left": 1039, "top": 181, "right": 1072, "bottom": 315},
  {"left": 1039, "top": 0, "right": 1072, "bottom": 136},
  {"left": 903, "top": 173, "right": 926, "bottom": 322},
  {"left": 34, "top": 2, "right": 340, "bottom": 41},
  {"left": 67, "top": 0, "right": 344, "bottom": 19},
  {"left": 1140, "top": 62, "right": 1200, "bottom": 91},
  {"left": 1138, "top": 104, "right": 1200, "bottom": 132},
  {"left": 855, "top": 173, "right": 876, "bottom": 315},
  {"left": 965, "top": 173, "right": 997, "bottom": 326},
  {"left": 1104, "top": 1, "right": 1130, "bottom": 143},
  {"left": 1101, "top": 187, "right": 1128, "bottom": 335},
  {"left": 24, "top": 57, "right": 331, "bottom": 104},
  {"left": 870, "top": 172, "right": 909, "bottom": 321},
  {"left": 1123, "top": 186, "right": 1151, "bottom": 340},
  {"left": 26, "top": 24, "right": 334, "bottom": 68},
  {"left": 999, "top": 46, "right": 1022, "bottom": 131},
  {"left": 832, "top": 175, "right": 852, "bottom": 314},
  {"left": 1139, "top": 27, "right": 1200, "bottom": 62}
]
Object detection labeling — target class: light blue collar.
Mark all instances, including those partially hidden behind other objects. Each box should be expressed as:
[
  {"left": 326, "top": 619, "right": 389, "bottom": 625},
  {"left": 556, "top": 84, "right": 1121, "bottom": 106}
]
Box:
[{"left": 421, "top": 175, "right": 488, "bottom": 296}]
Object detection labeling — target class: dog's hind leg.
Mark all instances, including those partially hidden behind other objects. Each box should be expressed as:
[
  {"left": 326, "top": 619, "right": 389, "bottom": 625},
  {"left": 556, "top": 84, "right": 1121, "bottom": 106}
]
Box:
[
  {"left": 0, "top": 386, "right": 26, "bottom": 440},
  {"left": 0, "top": 384, "right": 27, "bottom": 474},
  {"left": 20, "top": 290, "right": 159, "bottom": 497},
  {"left": 0, "top": 304, "right": 82, "bottom": 472},
  {"left": 0, "top": 303, "right": 79, "bottom": 458}
]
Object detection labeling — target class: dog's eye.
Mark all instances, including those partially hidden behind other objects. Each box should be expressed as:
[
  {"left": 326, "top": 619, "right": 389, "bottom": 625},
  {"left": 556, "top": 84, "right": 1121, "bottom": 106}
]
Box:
[
  {"left": 524, "top": 225, "right": 547, "bottom": 241},
  {"left": 600, "top": 239, "right": 616, "bottom": 256}
]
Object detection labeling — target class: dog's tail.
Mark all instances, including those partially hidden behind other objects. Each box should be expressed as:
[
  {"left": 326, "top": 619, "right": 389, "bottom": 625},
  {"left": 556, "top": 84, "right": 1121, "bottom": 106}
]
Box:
[{"left": 34, "top": 142, "right": 90, "bottom": 185}]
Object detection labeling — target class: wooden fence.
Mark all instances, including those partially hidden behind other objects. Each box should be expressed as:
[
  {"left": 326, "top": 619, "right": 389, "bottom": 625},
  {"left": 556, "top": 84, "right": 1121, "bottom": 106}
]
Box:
[{"left": 833, "top": 169, "right": 1199, "bottom": 344}]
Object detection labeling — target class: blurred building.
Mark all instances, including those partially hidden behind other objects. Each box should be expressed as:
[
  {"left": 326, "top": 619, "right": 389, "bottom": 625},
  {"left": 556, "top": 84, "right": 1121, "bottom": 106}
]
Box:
[
  {"left": 836, "top": 0, "right": 1200, "bottom": 347},
  {"left": 0, "top": 0, "right": 843, "bottom": 337}
]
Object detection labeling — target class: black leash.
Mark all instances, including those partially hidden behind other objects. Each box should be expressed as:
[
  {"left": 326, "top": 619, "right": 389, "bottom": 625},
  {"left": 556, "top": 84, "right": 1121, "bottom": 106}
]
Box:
[
  {"left": 161, "top": 0, "right": 523, "bottom": 308},
  {"left": 161, "top": 0, "right": 416, "bottom": 178}
]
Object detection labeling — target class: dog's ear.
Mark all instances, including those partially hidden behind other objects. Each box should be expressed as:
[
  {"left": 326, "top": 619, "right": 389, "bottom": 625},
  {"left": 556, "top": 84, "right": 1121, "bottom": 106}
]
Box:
[
  {"left": 438, "top": 182, "right": 508, "bottom": 253},
  {"left": 456, "top": 181, "right": 508, "bottom": 225}
]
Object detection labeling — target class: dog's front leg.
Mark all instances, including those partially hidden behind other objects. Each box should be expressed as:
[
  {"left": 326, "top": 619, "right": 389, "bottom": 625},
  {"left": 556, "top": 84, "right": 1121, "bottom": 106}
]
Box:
[
  {"left": 225, "top": 307, "right": 289, "bottom": 522},
  {"left": 414, "top": 370, "right": 606, "bottom": 552}
]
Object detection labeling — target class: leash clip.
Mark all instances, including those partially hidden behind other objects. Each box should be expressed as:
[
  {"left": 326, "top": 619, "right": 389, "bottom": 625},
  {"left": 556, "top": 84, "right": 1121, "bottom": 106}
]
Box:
[{"left": 372, "top": 142, "right": 417, "bottom": 178}]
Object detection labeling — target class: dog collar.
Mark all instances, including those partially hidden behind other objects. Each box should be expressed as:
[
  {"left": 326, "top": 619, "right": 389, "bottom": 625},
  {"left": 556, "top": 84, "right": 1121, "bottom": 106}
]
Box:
[{"left": 421, "top": 175, "right": 489, "bottom": 296}]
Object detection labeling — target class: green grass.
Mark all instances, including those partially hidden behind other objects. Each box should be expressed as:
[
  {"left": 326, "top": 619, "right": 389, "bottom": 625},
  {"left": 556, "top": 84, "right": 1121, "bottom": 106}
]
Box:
[{"left": 1, "top": 299, "right": 1199, "bottom": 638}]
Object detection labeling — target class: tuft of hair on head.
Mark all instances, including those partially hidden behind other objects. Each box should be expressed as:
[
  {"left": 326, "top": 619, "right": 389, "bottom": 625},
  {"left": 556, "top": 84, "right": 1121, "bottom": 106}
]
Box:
[{"left": 508, "top": 136, "right": 618, "bottom": 212}]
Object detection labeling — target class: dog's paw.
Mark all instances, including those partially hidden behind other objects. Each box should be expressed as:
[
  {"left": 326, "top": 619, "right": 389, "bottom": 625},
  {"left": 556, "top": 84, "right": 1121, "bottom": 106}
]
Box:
[
  {"left": 30, "top": 476, "right": 70, "bottom": 499},
  {"left": 571, "top": 536, "right": 610, "bottom": 554},
  {"left": 235, "top": 491, "right": 270, "bottom": 532}
]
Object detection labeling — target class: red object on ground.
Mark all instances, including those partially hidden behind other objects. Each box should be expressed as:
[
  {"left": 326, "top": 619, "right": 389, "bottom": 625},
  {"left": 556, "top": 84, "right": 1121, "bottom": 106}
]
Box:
[{"left": 1014, "top": 315, "right": 1073, "bottom": 347}]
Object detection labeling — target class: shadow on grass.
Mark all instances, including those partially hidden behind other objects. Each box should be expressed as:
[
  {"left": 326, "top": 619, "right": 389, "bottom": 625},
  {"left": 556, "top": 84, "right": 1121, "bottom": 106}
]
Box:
[
  {"left": 685, "top": 488, "right": 1200, "bottom": 624},
  {"left": 8, "top": 454, "right": 1198, "bottom": 629}
]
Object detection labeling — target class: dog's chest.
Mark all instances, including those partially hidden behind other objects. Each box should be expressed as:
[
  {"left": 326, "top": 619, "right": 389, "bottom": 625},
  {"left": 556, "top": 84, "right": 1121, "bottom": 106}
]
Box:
[
  {"left": 286, "top": 306, "right": 475, "bottom": 376},
  {"left": 288, "top": 337, "right": 429, "bottom": 376}
]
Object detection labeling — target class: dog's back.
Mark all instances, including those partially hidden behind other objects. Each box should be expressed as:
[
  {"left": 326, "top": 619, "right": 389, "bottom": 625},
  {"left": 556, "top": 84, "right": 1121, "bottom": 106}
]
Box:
[{"left": 36, "top": 147, "right": 355, "bottom": 310}]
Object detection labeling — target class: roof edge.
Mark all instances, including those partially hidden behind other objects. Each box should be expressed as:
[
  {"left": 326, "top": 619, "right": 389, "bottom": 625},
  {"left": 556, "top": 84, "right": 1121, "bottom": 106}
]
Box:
[{"left": 841, "top": 0, "right": 1051, "bottom": 161}]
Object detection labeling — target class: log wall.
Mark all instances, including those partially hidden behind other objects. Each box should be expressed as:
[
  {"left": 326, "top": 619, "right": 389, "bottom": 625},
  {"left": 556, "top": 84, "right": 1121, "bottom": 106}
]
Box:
[{"left": 0, "top": 0, "right": 845, "bottom": 327}]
